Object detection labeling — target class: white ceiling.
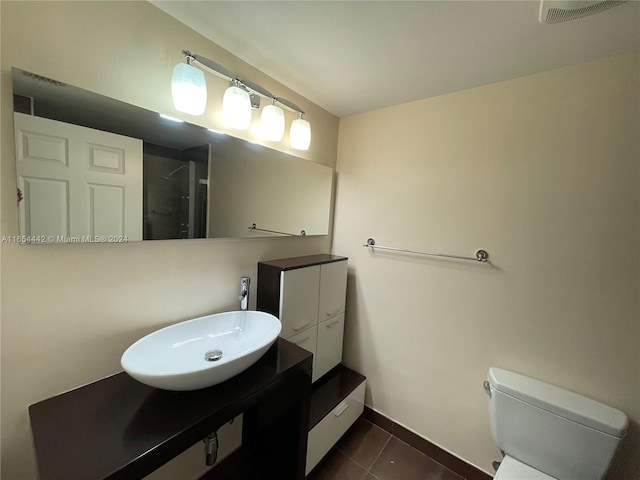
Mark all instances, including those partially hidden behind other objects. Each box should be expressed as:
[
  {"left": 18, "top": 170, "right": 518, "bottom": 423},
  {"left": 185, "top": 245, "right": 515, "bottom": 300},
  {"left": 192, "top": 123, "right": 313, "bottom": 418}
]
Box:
[{"left": 152, "top": 1, "right": 640, "bottom": 117}]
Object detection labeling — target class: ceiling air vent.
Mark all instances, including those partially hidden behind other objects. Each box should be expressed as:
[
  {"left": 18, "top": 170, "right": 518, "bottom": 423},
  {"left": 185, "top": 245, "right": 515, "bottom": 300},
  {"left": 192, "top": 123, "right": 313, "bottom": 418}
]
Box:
[{"left": 539, "top": 0, "right": 628, "bottom": 24}]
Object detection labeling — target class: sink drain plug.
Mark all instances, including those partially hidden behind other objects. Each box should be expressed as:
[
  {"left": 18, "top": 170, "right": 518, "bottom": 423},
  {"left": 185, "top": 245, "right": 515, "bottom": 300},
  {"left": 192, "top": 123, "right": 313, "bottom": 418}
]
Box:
[{"left": 204, "top": 349, "right": 223, "bottom": 362}]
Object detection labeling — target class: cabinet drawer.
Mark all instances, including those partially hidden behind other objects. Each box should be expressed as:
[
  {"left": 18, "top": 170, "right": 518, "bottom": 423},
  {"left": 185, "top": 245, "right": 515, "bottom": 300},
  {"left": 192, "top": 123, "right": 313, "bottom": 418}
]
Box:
[
  {"left": 287, "top": 327, "right": 318, "bottom": 376},
  {"left": 279, "top": 266, "right": 320, "bottom": 338},
  {"left": 306, "top": 380, "right": 366, "bottom": 475},
  {"left": 318, "top": 260, "right": 347, "bottom": 321},
  {"left": 315, "top": 313, "right": 345, "bottom": 381}
]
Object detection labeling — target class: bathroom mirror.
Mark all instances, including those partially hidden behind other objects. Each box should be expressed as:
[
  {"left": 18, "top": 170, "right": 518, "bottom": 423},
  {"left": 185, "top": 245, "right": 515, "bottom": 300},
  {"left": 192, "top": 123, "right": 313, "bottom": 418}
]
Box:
[{"left": 11, "top": 68, "right": 333, "bottom": 243}]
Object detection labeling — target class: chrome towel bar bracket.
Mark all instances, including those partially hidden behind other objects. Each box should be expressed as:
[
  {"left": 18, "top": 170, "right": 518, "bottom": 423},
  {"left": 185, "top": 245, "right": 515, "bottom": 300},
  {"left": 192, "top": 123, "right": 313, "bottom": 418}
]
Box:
[{"left": 363, "top": 237, "right": 489, "bottom": 263}]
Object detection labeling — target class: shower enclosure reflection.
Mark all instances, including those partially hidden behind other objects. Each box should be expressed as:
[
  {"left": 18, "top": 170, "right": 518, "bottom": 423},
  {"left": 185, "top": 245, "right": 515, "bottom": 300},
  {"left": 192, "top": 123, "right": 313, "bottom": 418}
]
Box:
[
  {"left": 11, "top": 68, "right": 333, "bottom": 243},
  {"left": 143, "top": 144, "right": 208, "bottom": 240}
]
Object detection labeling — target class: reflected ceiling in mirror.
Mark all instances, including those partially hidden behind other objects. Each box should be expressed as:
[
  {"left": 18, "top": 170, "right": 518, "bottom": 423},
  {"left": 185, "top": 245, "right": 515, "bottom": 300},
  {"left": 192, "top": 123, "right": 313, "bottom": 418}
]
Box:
[{"left": 11, "top": 68, "right": 333, "bottom": 243}]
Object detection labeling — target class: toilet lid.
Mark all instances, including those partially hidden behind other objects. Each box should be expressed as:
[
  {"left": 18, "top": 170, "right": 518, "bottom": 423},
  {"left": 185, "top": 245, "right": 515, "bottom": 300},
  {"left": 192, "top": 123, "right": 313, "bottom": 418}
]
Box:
[{"left": 494, "top": 456, "right": 557, "bottom": 480}]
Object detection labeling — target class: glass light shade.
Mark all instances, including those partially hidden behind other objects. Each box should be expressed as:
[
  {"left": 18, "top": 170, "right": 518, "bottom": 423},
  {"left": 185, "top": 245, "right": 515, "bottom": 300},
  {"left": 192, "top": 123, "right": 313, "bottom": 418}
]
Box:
[
  {"left": 222, "top": 85, "right": 252, "bottom": 130},
  {"left": 171, "top": 63, "right": 207, "bottom": 116},
  {"left": 290, "top": 117, "right": 311, "bottom": 150},
  {"left": 260, "top": 104, "right": 285, "bottom": 141}
]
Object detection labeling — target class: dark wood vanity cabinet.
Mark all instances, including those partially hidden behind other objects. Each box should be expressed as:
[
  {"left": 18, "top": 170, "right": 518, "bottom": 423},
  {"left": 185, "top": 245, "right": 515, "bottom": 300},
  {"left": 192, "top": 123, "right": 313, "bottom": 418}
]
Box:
[
  {"left": 29, "top": 339, "right": 312, "bottom": 480},
  {"left": 258, "top": 254, "right": 348, "bottom": 382},
  {"left": 257, "top": 254, "right": 366, "bottom": 475}
]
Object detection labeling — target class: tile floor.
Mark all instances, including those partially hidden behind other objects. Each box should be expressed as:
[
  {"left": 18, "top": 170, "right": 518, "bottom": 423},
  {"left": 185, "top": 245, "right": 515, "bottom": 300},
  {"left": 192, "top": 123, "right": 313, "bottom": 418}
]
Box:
[{"left": 308, "top": 418, "right": 465, "bottom": 480}]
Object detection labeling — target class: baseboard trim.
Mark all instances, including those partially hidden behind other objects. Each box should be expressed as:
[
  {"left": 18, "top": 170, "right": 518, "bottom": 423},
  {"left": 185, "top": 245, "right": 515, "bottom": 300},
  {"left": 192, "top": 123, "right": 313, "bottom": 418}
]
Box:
[
  {"left": 201, "top": 408, "right": 494, "bottom": 480},
  {"left": 363, "top": 406, "right": 493, "bottom": 480}
]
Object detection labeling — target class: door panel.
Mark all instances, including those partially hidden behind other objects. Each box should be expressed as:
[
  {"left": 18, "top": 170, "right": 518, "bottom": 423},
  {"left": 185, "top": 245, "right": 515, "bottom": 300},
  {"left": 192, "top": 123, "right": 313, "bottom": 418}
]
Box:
[
  {"left": 21, "top": 177, "right": 69, "bottom": 236},
  {"left": 15, "top": 113, "right": 142, "bottom": 241},
  {"left": 318, "top": 261, "right": 348, "bottom": 321},
  {"left": 279, "top": 266, "right": 320, "bottom": 338},
  {"left": 315, "top": 313, "right": 345, "bottom": 380},
  {"left": 89, "top": 184, "right": 124, "bottom": 236},
  {"left": 287, "top": 326, "right": 318, "bottom": 380}
]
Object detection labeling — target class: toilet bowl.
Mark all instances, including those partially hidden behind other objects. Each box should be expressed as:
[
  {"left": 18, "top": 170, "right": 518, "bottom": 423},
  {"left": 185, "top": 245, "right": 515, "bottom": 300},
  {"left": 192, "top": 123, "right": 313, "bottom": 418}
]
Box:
[
  {"left": 494, "top": 455, "right": 555, "bottom": 480},
  {"left": 486, "top": 368, "right": 628, "bottom": 480}
]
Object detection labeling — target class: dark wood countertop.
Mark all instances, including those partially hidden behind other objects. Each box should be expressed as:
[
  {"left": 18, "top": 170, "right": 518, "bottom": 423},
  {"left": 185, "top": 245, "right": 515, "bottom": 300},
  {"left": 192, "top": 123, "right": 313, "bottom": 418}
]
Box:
[
  {"left": 258, "top": 254, "right": 347, "bottom": 271},
  {"left": 29, "top": 338, "right": 312, "bottom": 480}
]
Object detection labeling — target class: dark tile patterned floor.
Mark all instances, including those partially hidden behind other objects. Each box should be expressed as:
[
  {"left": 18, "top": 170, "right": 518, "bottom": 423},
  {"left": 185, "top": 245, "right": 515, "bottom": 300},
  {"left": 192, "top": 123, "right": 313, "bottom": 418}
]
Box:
[{"left": 308, "top": 418, "right": 464, "bottom": 480}]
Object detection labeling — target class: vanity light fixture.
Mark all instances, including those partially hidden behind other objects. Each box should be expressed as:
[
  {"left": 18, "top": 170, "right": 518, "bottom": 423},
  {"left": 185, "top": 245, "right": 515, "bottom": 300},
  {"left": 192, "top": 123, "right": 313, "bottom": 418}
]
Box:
[
  {"left": 223, "top": 80, "right": 252, "bottom": 130},
  {"left": 173, "top": 50, "right": 311, "bottom": 149},
  {"left": 260, "top": 99, "right": 285, "bottom": 142},
  {"left": 171, "top": 57, "right": 207, "bottom": 116},
  {"left": 290, "top": 113, "right": 311, "bottom": 151}
]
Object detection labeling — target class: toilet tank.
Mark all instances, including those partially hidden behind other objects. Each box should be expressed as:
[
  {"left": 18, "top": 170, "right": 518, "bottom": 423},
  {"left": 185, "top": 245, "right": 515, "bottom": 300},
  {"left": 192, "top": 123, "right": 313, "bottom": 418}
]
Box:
[{"left": 487, "top": 368, "right": 628, "bottom": 480}]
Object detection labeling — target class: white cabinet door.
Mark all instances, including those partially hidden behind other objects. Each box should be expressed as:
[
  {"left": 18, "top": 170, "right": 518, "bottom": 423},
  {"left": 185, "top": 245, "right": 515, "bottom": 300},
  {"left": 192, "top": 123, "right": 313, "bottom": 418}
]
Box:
[
  {"left": 279, "top": 266, "right": 320, "bottom": 339},
  {"left": 287, "top": 326, "right": 318, "bottom": 379},
  {"left": 318, "top": 261, "right": 347, "bottom": 321},
  {"left": 315, "top": 313, "right": 345, "bottom": 380}
]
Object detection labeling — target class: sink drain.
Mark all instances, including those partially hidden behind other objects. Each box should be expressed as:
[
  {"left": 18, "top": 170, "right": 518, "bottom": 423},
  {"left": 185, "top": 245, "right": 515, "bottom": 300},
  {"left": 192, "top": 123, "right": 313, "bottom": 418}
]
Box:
[{"left": 204, "top": 349, "right": 223, "bottom": 362}]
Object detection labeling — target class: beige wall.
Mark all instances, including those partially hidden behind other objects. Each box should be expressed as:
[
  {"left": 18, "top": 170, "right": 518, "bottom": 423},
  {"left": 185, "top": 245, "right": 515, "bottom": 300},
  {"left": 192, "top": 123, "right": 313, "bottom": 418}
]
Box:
[
  {"left": 0, "top": 2, "right": 338, "bottom": 479},
  {"left": 334, "top": 53, "right": 640, "bottom": 478}
]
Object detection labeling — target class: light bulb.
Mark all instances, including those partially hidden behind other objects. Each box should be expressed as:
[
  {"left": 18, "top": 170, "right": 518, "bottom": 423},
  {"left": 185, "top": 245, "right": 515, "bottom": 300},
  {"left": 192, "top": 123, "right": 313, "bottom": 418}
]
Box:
[
  {"left": 290, "top": 117, "right": 311, "bottom": 150},
  {"left": 171, "top": 62, "right": 207, "bottom": 116},
  {"left": 222, "top": 85, "right": 252, "bottom": 130},
  {"left": 260, "top": 103, "right": 285, "bottom": 141}
]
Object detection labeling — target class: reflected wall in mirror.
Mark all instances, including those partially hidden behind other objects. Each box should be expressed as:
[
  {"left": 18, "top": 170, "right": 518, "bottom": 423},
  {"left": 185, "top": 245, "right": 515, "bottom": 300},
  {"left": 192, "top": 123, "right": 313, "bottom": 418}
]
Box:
[{"left": 11, "top": 68, "right": 333, "bottom": 243}]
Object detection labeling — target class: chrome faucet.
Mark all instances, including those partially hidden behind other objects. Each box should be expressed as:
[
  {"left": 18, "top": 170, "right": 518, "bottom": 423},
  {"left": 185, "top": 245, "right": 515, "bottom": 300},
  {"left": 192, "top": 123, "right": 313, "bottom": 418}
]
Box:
[{"left": 239, "top": 277, "right": 250, "bottom": 311}]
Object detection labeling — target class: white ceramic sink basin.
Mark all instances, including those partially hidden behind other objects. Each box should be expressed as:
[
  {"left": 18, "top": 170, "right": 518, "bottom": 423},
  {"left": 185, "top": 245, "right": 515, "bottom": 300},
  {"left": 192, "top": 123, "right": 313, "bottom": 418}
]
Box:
[{"left": 121, "top": 310, "right": 281, "bottom": 391}]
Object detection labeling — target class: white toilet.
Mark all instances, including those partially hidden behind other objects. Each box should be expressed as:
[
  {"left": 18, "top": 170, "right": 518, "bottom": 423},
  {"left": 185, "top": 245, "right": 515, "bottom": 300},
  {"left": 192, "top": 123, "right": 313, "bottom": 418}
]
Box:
[{"left": 485, "top": 368, "right": 628, "bottom": 480}]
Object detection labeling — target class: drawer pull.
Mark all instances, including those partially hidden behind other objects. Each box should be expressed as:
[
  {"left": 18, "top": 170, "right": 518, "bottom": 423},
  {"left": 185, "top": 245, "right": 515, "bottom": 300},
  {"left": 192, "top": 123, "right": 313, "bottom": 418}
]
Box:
[
  {"left": 293, "top": 336, "right": 311, "bottom": 345},
  {"left": 325, "top": 309, "right": 342, "bottom": 317},
  {"left": 325, "top": 319, "right": 340, "bottom": 329},
  {"left": 334, "top": 402, "right": 350, "bottom": 417},
  {"left": 293, "top": 321, "right": 311, "bottom": 331}
]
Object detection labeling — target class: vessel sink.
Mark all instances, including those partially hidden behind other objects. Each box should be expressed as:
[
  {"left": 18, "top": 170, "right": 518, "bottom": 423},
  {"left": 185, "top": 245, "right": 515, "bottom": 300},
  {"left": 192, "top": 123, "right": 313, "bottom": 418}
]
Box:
[{"left": 121, "top": 310, "right": 282, "bottom": 391}]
